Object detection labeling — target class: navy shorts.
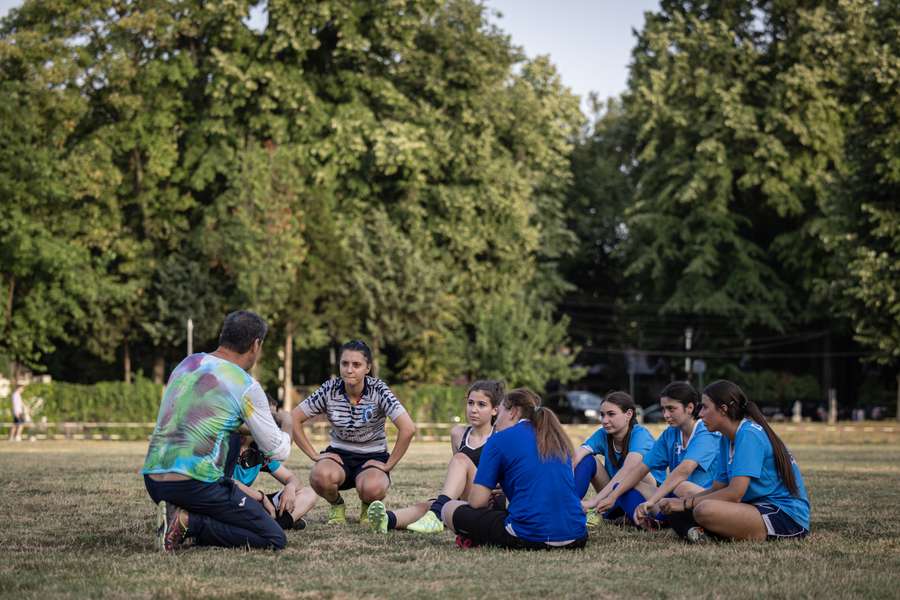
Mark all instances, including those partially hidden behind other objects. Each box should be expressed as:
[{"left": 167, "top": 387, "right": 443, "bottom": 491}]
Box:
[
  {"left": 322, "top": 446, "right": 390, "bottom": 491},
  {"left": 12, "top": 414, "right": 24, "bottom": 424},
  {"left": 754, "top": 502, "right": 809, "bottom": 539}
]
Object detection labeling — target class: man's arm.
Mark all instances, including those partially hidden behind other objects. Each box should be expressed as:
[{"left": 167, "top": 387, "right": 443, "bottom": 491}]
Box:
[{"left": 243, "top": 384, "right": 291, "bottom": 461}]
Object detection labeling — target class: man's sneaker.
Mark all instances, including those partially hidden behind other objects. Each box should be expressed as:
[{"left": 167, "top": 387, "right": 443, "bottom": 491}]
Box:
[
  {"left": 326, "top": 501, "right": 347, "bottom": 525},
  {"left": 367, "top": 500, "right": 389, "bottom": 533},
  {"left": 293, "top": 516, "right": 307, "bottom": 531},
  {"left": 407, "top": 510, "right": 444, "bottom": 534},
  {"left": 455, "top": 534, "right": 476, "bottom": 549},
  {"left": 585, "top": 508, "right": 601, "bottom": 529},
  {"left": 359, "top": 502, "right": 371, "bottom": 525},
  {"left": 156, "top": 501, "right": 189, "bottom": 552},
  {"left": 686, "top": 526, "right": 709, "bottom": 543}
]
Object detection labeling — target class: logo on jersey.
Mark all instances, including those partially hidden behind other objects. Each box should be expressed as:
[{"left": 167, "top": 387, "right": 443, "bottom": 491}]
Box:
[
  {"left": 362, "top": 406, "right": 374, "bottom": 423},
  {"left": 239, "top": 496, "right": 246, "bottom": 507}
]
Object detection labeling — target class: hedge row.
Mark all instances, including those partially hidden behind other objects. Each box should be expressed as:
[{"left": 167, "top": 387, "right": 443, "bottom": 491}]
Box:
[{"left": 6, "top": 379, "right": 469, "bottom": 424}]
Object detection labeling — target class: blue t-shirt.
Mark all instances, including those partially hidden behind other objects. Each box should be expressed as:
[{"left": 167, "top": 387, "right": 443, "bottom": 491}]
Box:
[
  {"left": 715, "top": 419, "right": 810, "bottom": 530},
  {"left": 582, "top": 423, "right": 666, "bottom": 483},
  {"left": 232, "top": 460, "right": 282, "bottom": 487},
  {"left": 474, "top": 421, "right": 587, "bottom": 543},
  {"left": 643, "top": 420, "right": 720, "bottom": 489}
]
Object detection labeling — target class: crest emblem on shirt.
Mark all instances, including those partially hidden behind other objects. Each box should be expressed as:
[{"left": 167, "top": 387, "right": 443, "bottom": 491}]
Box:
[{"left": 362, "top": 406, "right": 374, "bottom": 423}]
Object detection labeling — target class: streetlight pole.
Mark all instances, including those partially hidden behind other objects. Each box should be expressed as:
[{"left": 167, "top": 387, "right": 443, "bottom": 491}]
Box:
[
  {"left": 684, "top": 326, "right": 693, "bottom": 380},
  {"left": 187, "top": 318, "right": 193, "bottom": 356}
]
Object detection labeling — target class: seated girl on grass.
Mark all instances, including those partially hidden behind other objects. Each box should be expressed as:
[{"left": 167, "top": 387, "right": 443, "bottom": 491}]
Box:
[
  {"left": 582, "top": 382, "right": 720, "bottom": 530},
  {"left": 656, "top": 380, "right": 810, "bottom": 542},
  {"left": 231, "top": 414, "right": 318, "bottom": 531},
  {"left": 576, "top": 391, "right": 665, "bottom": 526},
  {"left": 441, "top": 388, "right": 587, "bottom": 550},
  {"left": 367, "top": 380, "right": 505, "bottom": 534}
]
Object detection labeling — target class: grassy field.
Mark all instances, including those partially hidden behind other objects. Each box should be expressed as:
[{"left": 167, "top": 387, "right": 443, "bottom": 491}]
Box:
[{"left": 1, "top": 437, "right": 899, "bottom": 599}]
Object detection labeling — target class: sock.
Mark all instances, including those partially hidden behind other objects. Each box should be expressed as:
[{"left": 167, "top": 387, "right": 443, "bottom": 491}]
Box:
[
  {"left": 387, "top": 511, "right": 398, "bottom": 530},
  {"left": 429, "top": 494, "right": 452, "bottom": 519},
  {"left": 275, "top": 512, "right": 295, "bottom": 530},
  {"left": 614, "top": 488, "right": 646, "bottom": 525},
  {"left": 573, "top": 455, "right": 598, "bottom": 499},
  {"left": 667, "top": 509, "right": 699, "bottom": 539}
]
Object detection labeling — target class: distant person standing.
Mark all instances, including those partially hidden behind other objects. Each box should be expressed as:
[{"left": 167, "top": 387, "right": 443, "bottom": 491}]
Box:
[
  {"left": 8, "top": 383, "right": 25, "bottom": 442},
  {"left": 142, "top": 310, "right": 292, "bottom": 552}
]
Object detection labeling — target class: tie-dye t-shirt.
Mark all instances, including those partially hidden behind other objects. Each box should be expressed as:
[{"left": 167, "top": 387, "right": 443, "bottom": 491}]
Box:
[{"left": 142, "top": 353, "right": 290, "bottom": 483}]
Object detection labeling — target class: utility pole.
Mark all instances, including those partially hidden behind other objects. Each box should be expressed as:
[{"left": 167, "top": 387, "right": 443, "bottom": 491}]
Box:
[{"left": 684, "top": 326, "right": 693, "bottom": 380}]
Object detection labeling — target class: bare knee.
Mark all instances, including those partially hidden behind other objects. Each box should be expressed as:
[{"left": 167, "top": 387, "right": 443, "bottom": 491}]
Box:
[
  {"left": 692, "top": 499, "right": 714, "bottom": 526},
  {"left": 442, "top": 500, "right": 466, "bottom": 532},
  {"left": 309, "top": 463, "right": 342, "bottom": 493},
  {"left": 674, "top": 481, "right": 697, "bottom": 497},
  {"left": 357, "top": 472, "right": 390, "bottom": 503}
]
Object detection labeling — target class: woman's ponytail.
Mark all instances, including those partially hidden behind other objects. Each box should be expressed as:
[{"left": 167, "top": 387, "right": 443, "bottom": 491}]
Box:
[{"left": 504, "top": 388, "right": 574, "bottom": 462}]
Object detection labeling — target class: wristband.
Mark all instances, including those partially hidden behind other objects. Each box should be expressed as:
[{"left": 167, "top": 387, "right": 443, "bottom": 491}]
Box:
[{"left": 258, "top": 490, "right": 266, "bottom": 503}]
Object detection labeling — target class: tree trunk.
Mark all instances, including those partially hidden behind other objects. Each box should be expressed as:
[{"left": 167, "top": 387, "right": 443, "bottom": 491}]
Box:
[
  {"left": 153, "top": 354, "right": 165, "bottom": 385},
  {"left": 370, "top": 335, "right": 381, "bottom": 378},
  {"left": 123, "top": 340, "right": 132, "bottom": 384},
  {"left": 896, "top": 373, "right": 899, "bottom": 423},
  {"left": 283, "top": 320, "right": 294, "bottom": 412}
]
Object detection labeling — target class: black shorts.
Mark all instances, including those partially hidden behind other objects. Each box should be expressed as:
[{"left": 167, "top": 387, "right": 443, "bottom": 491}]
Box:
[
  {"left": 12, "top": 414, "right": 24, "bottom": 425},
  {"left": 322, "top": 446, "right": 391, "bottom": 491},
  {"left": 451, "top": 505, "right": 587, "bottom": 551}
]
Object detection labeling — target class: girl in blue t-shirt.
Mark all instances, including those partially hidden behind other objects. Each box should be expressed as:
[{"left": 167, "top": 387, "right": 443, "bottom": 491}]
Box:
[
  {"left": 231, "top": 428, "right": 319, "bottom": 531},
  {"left": 588, "top": 382, "right": 720, "bottom": 529},
  {"left": 577, "top": 391, "right": 661, "bottom": 525},
  {"left": 657, "top": 380, "right": 810, "bottom": 542},
  {"left": 441, "top": 388, "right": 587, "bottom": 550}
]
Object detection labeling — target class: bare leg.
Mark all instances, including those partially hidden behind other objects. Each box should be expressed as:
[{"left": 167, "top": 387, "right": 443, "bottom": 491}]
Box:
[
  {"left": 440, "top": 453, "right": 477, "bottom": 500},
  {"left": 355, "top": 468, "right": 391, "bottom": 504},
  {"left": 591, "top": 460, "right": 610, "bottom": 493},
  {"left": 290, "top": 486, "right": 319, "bottom": 522},
  {"left": 693, "top": 499, "right": 768, "bottom": 541},
  {"left": 673, "top": 480, "right": 705, "bottom": 498},
  {"left": 309, "top": 460, "right": 346, "bottom": 503},
  {"left": 441, "top": 500, "right": 469, "bottom": 533},
  {"left": 391, "top": 501, "right": 431, "bottom": 529}
]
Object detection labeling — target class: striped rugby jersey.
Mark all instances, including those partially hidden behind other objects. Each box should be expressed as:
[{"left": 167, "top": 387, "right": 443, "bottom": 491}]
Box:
[{"left": 299, "top": 376, "right": 406, "bottom": 453}]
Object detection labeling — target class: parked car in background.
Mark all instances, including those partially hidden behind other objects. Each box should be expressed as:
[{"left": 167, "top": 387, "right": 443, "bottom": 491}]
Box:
[
  {"left": 544, "top": 390, "right": 604, "bottom": 424},
  {"left": 638, "top": 403, "right": 666, "bottom": 424}
]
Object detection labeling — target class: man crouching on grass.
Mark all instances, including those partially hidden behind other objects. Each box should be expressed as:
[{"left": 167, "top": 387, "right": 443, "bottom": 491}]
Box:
[{"left": 142, "top": 310, "right": 291, "bottom": 552}]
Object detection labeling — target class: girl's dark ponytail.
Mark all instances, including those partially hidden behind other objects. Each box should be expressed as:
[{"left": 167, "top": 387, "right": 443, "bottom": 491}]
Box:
[
  {"left": 704, "top": 380, "right": 799, "bottom": 496},
  {"left": 504, "top": 388, "right": 573, "bottom": 462}
]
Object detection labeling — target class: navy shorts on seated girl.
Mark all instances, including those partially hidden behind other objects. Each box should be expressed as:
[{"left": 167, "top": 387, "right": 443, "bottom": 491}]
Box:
[
  {"left": 454, "top": 420, "right": 587, "bottom": 549},
  {"left": 717, "top": 419, "right": 810, "bottom": 538}
]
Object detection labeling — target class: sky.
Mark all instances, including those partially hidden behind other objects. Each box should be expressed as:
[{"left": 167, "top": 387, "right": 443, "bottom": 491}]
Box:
[{"left": 0, "top": 0, "right": 659, "bottom": 113}]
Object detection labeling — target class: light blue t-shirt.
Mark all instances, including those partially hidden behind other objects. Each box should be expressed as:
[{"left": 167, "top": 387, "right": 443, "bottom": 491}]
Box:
[
  {"left": 643, "top": 420, "right": 720, "bottom": 489},
  {"left": 715, "top": 419, "right": 810, "bottom": 530},
  {"left": 475, "top": 421, "right": 587, "bottom": 543},
  {"left": 582, "top": 423, "right": 666, "bottom": 483},
  {"left": 232, "top": 459, "right": 283, "bottom": 487}
]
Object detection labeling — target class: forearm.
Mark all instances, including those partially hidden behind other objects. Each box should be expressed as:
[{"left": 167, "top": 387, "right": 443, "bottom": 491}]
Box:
[
  {"left": 291, "top": 411, "right": 320, "bottom": 461},
  {"left": 607, "top": 463, "right": 649, "bottom": 503},
  {"left": 645, "top": 470, "right": 689, "bottom": 506},
  {"left": 694, "top": 483, "right": 743, "bottom": 504},
  {"left": 384, "top": 427, "right": 415, "bottom": 471}
]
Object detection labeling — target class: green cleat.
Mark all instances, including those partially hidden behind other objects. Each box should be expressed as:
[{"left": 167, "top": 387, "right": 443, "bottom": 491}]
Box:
[
  {"left": 407, "top": 510, "right": 444, "bottom": 534},
  {"left": 585, "top": 508, "right": 601, "bottom": 529},
  {"left": 367, "top": 500, "right": 389, "bottom": 533},
  {"left": 359, "top": 502, "right": 371, "bottom": 525},
  {"left": 327, "top": 501, "right": 347, "bottom": 525}
]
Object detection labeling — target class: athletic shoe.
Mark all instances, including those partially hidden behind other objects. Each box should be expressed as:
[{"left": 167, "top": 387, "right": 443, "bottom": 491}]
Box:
[
  {"left": 686, "top": 526, "right": 708, "bottom": 543},
  {"left": 156, "top": 501, "right": 189, "bottom": 552},
  {"left": 359, "top": 502, "right": 371, "bottom": 525},
  {"left": 293, "top": 517, "right": 307, "bottom": 531},
  {"left": 407, "top": 510, "right": 444, "bottom": 534},
  {"left": 585, "top": 508, "right": 601, "bottom": 529},
  {"left": 326, "top": 501, "right": 347, "bottom": 525},
  {"left": 455, "top": 534, "right": 475, "bottom": 549},
  {"left": 367, "top": 500, "right": 389, "bottom": 533}
]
